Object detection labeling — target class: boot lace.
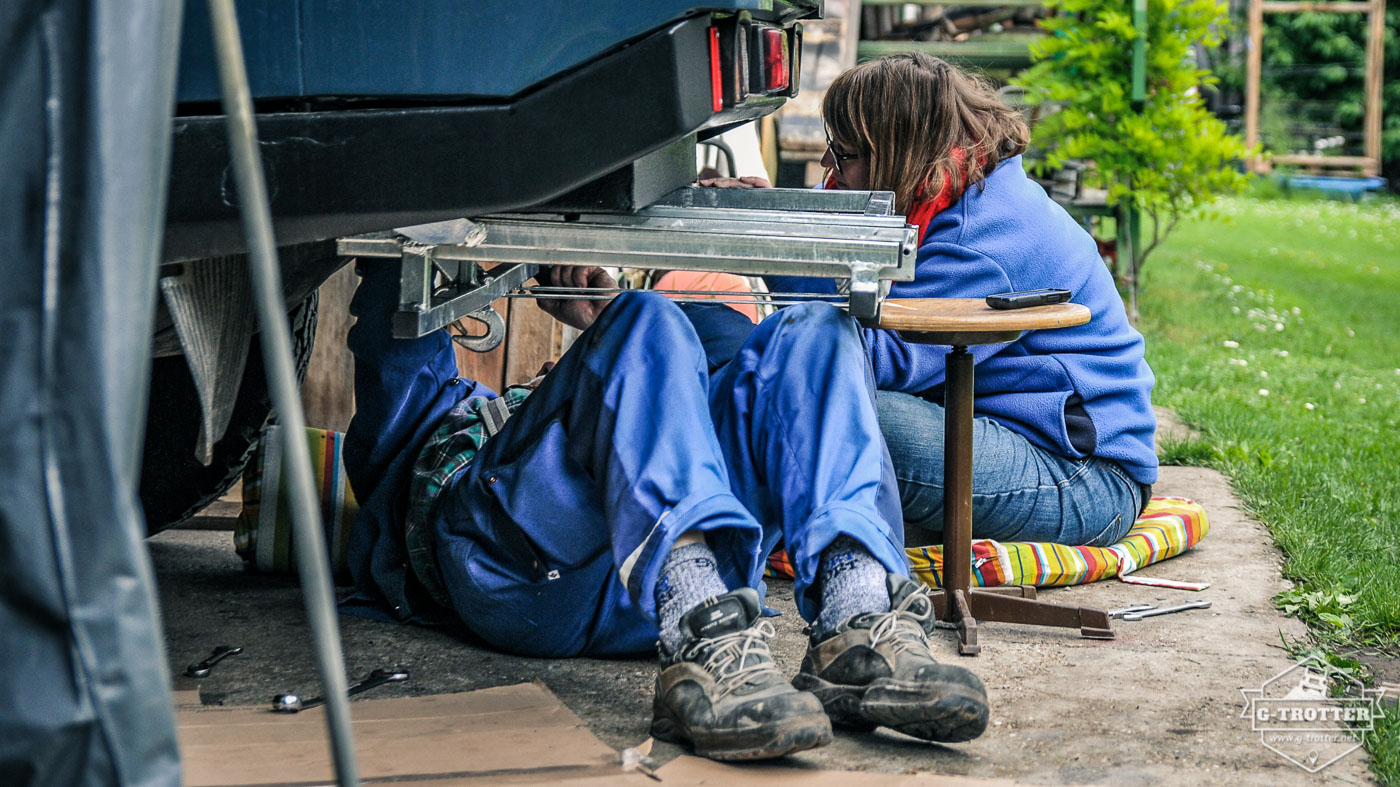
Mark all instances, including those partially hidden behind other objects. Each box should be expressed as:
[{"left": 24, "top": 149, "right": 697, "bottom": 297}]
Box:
[
  {"left": 689, "top": 620, "right": 779, "bottom": 699},
  {"left": 865, "top": 584, "right": 935, "bottom": 656}
]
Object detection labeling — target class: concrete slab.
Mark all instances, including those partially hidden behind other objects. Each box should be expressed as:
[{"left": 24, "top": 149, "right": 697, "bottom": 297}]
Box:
[{"left": 151, "top": 464, "right": 1374, "bottom": 785}]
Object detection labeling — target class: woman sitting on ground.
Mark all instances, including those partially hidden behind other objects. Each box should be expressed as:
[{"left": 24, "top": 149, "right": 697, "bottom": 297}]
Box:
[{"left": 728, "top": 52, "right": 1158, "bottom": 548}]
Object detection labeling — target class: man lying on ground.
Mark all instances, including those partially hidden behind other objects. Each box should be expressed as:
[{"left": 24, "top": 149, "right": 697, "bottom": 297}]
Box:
[{"left": 342, "top": 260, "right": 989, "bottom": 760}]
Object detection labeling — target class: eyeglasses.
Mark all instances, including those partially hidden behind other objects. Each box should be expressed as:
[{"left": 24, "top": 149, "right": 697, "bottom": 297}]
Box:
[{"left": 823, "top": 124, "right": 861, "bottom": 175}]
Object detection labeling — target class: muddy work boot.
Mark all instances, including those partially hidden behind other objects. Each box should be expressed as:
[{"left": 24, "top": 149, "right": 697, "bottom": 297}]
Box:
[
  {"left": 652, "top": 587, "right": 833, "bottom": 760},
  {"left": 793, "top": 575, "right": 989, "bottom": 743}
]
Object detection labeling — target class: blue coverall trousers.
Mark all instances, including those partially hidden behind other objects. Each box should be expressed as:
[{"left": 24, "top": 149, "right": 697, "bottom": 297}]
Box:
[{"left": 346, "top": 264, "right": 907, "bottom": 658}]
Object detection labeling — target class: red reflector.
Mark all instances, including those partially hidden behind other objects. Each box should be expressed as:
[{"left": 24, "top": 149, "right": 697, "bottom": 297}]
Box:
[
  {"left": 763, "top": 28, "right": 788, "bottom": 92},
  {"left": 709, "top": 27, "right": 724, "bottom": 112}
]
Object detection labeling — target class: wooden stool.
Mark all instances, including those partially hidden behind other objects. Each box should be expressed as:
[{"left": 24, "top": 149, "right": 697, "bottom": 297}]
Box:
[{"left": 877, "top": 298, "right": 1114, "bottom": 655}]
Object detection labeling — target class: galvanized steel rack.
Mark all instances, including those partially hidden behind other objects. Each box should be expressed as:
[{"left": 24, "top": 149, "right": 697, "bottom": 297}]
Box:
[{"left": 338, "top": 186, "right": 918, "bottom": 348}]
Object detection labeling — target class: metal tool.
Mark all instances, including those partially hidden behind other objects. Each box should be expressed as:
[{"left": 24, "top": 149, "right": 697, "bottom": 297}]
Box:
[
  {"left": 272, "top": 669, "right": 410, "bottom": 713},
  {"left": 1121, "top": 600, "right": 1212, "bottom": 621},
  {"left": 185, "top": 645, "right": 244, "bottom": 678},
  {"left": 1107, "top": 604, "right": 1156, "bottom": 619}
]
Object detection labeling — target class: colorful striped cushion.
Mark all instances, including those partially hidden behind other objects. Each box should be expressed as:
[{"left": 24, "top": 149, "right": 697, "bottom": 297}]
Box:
[
  {"left": 234, "top": 426, "right": 359, "bottom": 579},
  {"left": 766, "top": 497, "right": 1209, "bottom": 588}
]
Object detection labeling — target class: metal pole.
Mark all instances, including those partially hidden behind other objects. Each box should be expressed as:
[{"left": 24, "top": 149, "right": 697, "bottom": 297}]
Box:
[{"left": 205, "top": 1, "right": 360, "bottom": 783}]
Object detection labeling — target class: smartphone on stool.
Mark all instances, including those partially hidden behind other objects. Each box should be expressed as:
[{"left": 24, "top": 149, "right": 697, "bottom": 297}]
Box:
[{"left": 985, "top": 289, "right": 1072, "bottom": 310}]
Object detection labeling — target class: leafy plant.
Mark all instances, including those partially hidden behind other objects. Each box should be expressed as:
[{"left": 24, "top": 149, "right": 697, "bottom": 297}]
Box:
[
  {"left": 1012, "top": 0, "right": 1251, "bottom": 312},
  {"left": 1277, "top": 587, "right": 1359, "bottom": 635},
  {"left": 1156, "top": 435, "right": 1223, "bottom": 467}
]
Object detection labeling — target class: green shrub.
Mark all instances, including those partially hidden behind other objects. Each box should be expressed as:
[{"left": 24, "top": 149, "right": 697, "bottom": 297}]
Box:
[{"left": 1012, "top": 0, "right": 1251, "bottom": 272}]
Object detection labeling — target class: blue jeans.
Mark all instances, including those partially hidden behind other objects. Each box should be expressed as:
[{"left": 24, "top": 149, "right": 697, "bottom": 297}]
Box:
[
  {"left": 427, "top": 293, "right": 907, "bottom": 657},
  {"left": 876, "top": 390, "right": 1142, "bottom": 547}
]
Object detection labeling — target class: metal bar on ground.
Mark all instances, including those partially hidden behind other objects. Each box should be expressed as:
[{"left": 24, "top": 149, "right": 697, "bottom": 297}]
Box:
[{"left": 206, "top": 0, "right": 359, "bottom": 783}]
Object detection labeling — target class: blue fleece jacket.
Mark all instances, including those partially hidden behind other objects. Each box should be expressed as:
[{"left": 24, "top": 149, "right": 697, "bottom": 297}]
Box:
[{"left": 766, "top": 156, "right": 1158, "bottom": 485}]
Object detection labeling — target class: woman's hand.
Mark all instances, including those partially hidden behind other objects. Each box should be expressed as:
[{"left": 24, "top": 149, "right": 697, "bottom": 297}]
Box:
[
  {"left": 535, "top": 265, "right": 617, "bottom": 331},
  {"left": 697, "top": 176, "right": 773, "bottom": 189}
]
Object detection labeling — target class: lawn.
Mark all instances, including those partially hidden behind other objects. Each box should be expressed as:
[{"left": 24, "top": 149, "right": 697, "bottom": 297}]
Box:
[{"left": 1137, "top": 192, "right": 1400, "bottom": 781}]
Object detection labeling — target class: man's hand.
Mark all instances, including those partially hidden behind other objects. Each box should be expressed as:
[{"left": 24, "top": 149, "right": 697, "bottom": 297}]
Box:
[
  {"left": 697, "top": 176, "right": 773, "bottom": 189},
  {"left": 518, "top": 361, "right": 555, "bottom": 390},
  {"left": 535, "top": 266, "right": 617, "bottom": 331}
]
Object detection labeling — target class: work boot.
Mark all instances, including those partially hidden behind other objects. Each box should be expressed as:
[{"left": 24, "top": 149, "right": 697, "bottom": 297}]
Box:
[
  {"left": 793, "top": 574, "right": 989, "bottom": 742},
  {"left": 651, "top": 587, "right": 833, "bottom": 760}
]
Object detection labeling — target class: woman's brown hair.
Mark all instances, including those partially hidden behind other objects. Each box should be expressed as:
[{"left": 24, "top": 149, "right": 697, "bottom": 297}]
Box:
[{"left": 823, "top": 52, "right": 1029, "bottom": 214}]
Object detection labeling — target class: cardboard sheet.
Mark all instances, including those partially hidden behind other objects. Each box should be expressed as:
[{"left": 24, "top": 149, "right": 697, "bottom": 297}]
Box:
[
  {"left": 177, "top": 681, "right": 1024, "bottom": 786},
  {"left": 653, "top": 756, "right": 1023, "bottom": 785},
  {"left": 177, "top": 681, "right": 650, "bottom": 785}
]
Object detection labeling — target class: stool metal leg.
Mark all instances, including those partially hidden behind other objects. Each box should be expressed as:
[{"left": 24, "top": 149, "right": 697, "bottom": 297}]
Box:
[{"left": 941, "top": 346, "right": 979, "bottom": 655}]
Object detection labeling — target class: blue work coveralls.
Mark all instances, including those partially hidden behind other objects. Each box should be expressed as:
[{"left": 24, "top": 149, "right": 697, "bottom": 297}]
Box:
[{"left": 345, "top": 261, "right": 907, "bottom": 657}]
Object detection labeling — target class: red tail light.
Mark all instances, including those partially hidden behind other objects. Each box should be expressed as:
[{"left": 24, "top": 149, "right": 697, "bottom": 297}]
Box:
[
  {"left": 709, "top": 27, "right": 724, "bottom": 112},
  {"left": 762, "top": 27, "right": 788, "bottom": 92}
]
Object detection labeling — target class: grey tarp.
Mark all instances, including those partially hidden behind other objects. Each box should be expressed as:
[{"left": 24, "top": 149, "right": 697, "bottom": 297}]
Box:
[{"left": 1, "top": 0, "right": 184, "bottom": 783}]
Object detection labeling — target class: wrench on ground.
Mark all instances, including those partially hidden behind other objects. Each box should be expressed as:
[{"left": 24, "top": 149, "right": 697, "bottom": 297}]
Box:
[
  {"left": 1121, "top": 600, "right": 1211, "bottom": 621},
  {"left": 185, "top": 645, "right": 243, "bottom": 678},
  {"left": 272, "top": 668, "right": 409, "bottom": 713},
  {"left": 1107, "top": 604, "right": 1156, "bottom": 619}
]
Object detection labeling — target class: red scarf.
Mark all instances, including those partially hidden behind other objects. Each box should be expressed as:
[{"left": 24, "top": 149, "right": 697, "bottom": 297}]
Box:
[{"left": 904, "top": 176, "right": 956, "bottom": 245}]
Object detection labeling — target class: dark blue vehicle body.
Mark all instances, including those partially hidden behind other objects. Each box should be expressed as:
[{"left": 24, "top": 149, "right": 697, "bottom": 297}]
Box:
[
  {"left": 177, "top": 1, "right": 790, "bottom": 101},
  {"left": 164, "top": 1, "right": 817, "bottom": 261}
]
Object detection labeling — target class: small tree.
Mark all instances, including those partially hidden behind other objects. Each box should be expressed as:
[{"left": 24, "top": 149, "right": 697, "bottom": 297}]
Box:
[{"left": 1012, "top": 0, "right": 1251, "bottom": 316}]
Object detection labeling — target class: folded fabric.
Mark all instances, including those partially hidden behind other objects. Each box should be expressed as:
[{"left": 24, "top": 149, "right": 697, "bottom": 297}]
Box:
[
  {"left": 235, "top": 425, "right": 359, "bottom": 579},
  {"left": 766, "top": 497, "right": 1209, "bottom": 588}
]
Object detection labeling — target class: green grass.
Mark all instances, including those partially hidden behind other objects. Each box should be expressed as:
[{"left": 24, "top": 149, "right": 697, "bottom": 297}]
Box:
[{"left": 1138, "top": 193, "right": 1400, "bottom": 781}]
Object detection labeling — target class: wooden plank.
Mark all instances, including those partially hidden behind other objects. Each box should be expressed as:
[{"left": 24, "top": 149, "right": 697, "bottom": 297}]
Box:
[
  {"left": 858, "top": 37, "right": 1037, "bottom": 68},
  {"left": 298, "top": 263, "right": 357, "bottom": 433},
  {"left": 1364, "top": 0, "right": 1385, "bottom": 164},
  {"left": 1272, "top": 154, "right": 1378, "bottom": 166},
  {"left": 452, "top": 297, "right": 510, "bottom": 392},
  {"left": 1272, "top": 154, "right": 1380, "bottom": 176},
  {"left": 1260, "top": 1, "right": 1371, "bottom": 12},
  {"left": 504, "top": 298, "right": 559, "bottom": 386},
  {"left": 1245, "top": 0, "right": 1263, "bottom": 169}
]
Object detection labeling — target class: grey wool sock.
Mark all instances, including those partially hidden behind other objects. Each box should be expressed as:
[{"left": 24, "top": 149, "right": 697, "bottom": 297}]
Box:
[
  {"left": 813, "top": 534, "right": 891, "bottom": 638},
  {"left": 655, "top": 541, "right": 730, "bottom": 655}
]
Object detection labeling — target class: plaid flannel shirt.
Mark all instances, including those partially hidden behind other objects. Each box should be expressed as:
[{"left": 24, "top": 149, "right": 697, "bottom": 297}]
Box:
[{"left": 404, "top": 385, "right": 533, "bottom": 608}]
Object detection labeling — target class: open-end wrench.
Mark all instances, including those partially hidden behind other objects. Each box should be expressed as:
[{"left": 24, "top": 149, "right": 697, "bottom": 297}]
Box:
[
  {"left": 272, "top": 668, "right": 409, "bottom": 713},
  {"left": 1107, "top": 604, "right": 1156, "bottom": 619},
  {"left": 1121, "top": 600, "right": 1211, "bottom": 621},
  {"left": 185, "top": 645, "right": 244, "bottom": 678}
]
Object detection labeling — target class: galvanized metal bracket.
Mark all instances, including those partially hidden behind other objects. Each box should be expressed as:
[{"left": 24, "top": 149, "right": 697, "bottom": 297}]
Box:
[{"left": 337, "top": 187, "right": 916, "bottom": 339}]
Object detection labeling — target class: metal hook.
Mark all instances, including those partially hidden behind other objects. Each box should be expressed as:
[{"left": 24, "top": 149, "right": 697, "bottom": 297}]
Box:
[{"left": 449, "top": 305, "right": 506, "bottom": 353}]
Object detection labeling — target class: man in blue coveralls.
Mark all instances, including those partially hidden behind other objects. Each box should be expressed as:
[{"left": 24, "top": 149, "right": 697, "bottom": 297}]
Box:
[{"left": 343, "top": 260, "right": 990, "bottom": 761}]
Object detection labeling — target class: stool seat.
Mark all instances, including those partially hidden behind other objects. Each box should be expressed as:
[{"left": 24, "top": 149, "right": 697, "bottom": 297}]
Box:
[{"left": 878, "top": 298, "right": 1090, "bottom": 345}]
